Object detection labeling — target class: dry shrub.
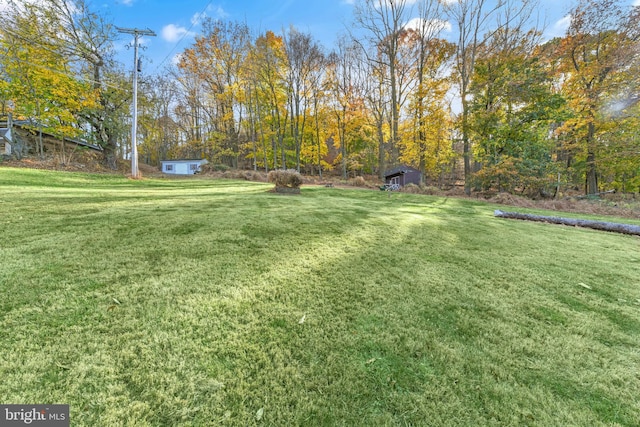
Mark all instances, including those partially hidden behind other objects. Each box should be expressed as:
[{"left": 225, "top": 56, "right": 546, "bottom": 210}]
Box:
[
  {"left": 350, "top": 176, "right": 367, "bottom": 187},
  {"left": 399, "top": 184, "right": 444, "bottom": 195},
  {"left": 267, "top": 169, "right": 303, "bottom": 188},
  {"left": 199, "top": 168, "right": 269, "bottom": 182},
  {"left": 444, "top": 186, "right": 467, "bottom": 197},
  {"left": 401, "top": 183, "right": 422, "bottom": 194},
  {"left": 221, "top": 170, "right": 235, "bottom": 179},
  {"left": 254, "top": 172, "right": 268, "bottom": 182},
  {"left": 302, "top": 175, "right": 320, "bottom": 185},
  {"left": 489, "top": 192, "right": 536, "bottom": 208},
  {"left": 422, "top": 186, "right": 442, "bottom": 195},
  {"left": 243, "top": 171, "right": 267, "bottom": 182},
  {"left": 213, "top": 164, "right": 230, "bottom": 172}
]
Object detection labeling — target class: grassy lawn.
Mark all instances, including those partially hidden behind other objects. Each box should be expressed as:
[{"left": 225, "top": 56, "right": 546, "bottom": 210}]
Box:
[{"left": 1, "top": 167, "right": 639, "bottom": 426}]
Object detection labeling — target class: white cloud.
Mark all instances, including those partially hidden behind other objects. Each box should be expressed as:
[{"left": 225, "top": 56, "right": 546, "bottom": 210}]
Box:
[
  {"left": 634, "top": 0, "right": 640, "bottom": 6},
  {"left": 161, "top": 24, "right": 195, "bottom": 43},
  {"left": 191, "top": 11, "right": 206, "bottom": 26},
  {"left": 546, "top": 14, "right": 571, "bottom": 39},
  {"left": 171, "top": 53, "right": 183, "bottom": 66},
  {"left": 121, "top": 0, "right": 134, "bottom": 5},
  {"left": 191, "top": 5, "right": 228, "bottom": 26},
  {"left": 405, "top": 17, "right": 452, "bottom": 33}
]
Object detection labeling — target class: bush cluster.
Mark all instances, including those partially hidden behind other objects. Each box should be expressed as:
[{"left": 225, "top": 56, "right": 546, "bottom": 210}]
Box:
[
  {"left": 401, "top": 183, "right": 422, "bottom": 194},
  {"left": 219, "top": 170, "right": 267, "bottom": 182},
  {"left": 349, "top": 176, "right": 367, "bottom": 187},
  {"left": 267, "top": 169, "right": 303, "bottom": 188}
]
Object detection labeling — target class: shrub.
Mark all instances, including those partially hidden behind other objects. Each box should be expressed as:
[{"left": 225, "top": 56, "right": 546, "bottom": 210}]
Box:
[
  {"left": 401, "top": 183, "right": 422, "bottom": 194},
  {"left": 268, "top": 169, "right": 303, "bottom": 188},
  {"left": 350, "top": 176, "right": 367, "bottom": 187},
  {"left": 242, "top": 171, "right": 267, "bottom": 182},
  {"left": 213, "top": 164, "right": 230, "bottom": 172},
  {"left": 422, "top": 186, "right": 441, "bottom": 195}
]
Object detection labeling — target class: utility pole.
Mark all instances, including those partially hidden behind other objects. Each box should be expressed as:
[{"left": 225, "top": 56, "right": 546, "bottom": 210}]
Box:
[{"left": 117, "top": 27, "right": 156, "bottom": 179}]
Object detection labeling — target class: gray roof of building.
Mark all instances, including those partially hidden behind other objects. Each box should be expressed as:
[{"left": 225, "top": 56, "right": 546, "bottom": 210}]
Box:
[
  {"left": 1, "top": 121, "right": 102, "bottom": 151},
  {"left": 161, "top": 159, "right": 208, "bottom": 163},
  {"left": 384, "top": 165, "right": 421, "bottom": 177}
]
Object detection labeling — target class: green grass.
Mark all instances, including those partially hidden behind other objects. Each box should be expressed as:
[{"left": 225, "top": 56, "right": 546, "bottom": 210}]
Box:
[{"left": 1, "top": 167, "right": 639, "bottom": 426}]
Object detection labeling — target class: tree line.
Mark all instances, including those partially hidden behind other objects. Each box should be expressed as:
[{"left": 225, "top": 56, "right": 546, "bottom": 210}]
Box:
[{"left": 1, "top": 0, "right": 638, "bottom": 196}]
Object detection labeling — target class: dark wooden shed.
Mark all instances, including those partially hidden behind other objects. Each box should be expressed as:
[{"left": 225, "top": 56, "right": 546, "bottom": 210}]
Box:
[{"left": 384, "top": 165, "right": 422, "bottom": 188}]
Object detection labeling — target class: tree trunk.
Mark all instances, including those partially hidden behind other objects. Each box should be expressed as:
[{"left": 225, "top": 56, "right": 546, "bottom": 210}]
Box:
[
  {"left": 315, "top": 98, "right": 322, "bottom": 178},
  {"left": 103, "top": 134, "right": 118, "bottom": 170},
  {"left": 377, "top": 123, "right": 385, "bottom": 180},
  {"left": 462, "top": 104, "right": 471, "bottom": 196},
  {"left": 340, "top": 114, "right": 347, "bottom": 180},
  {"left": 494, "top": 210, "right": 640, "bottom": 236},
  {"left": 585, "top": 122, "right": 598, "bottom": 195}
]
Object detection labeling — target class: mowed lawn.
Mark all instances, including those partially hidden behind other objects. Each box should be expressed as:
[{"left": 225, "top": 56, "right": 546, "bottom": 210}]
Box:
[{"left": 1, "top": 167, "right": 639, "bottom": 426}]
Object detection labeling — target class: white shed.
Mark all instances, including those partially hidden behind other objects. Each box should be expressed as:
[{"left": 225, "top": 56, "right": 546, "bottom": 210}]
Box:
[{"left": 160, "top": 159, "right": 208, "bottom": 175}]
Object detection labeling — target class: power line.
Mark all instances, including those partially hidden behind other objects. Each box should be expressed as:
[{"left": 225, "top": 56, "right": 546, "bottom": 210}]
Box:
[
  {"left": 151, "top": 0, "right": 215, "bottom": 73},
  {"left": 117, "top": 27, "right": 157, "bottom": 179}
]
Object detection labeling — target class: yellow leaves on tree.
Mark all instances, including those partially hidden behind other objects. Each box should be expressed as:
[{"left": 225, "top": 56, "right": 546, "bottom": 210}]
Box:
[
  {"left": 553, "top": 0, "right": 640, "bottom": 194},
  {"left": 0, "top": 3, "right": 97, "bottom": 144}
]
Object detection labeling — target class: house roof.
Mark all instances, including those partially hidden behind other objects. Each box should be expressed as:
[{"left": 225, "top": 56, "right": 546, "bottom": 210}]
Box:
[
  {"left": 161, "top": 159, "right": 208, "bottom": 164},
  {"left": 1, "top": 121, "right": 102, "bottom": 151},
  {"left": 384, "top": 165, "right": 421, "bottom": 178}
]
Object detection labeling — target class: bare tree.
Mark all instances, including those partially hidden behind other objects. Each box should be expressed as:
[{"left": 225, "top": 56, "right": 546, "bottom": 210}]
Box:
[
  {"left": 326, "top": 37, "right": 366, "bottom": 179},
  {"left": 283, "top": 27, "right": 324, "bottom": 172},
  {"left": 361, "top": 57, "right": 389, "bottom": 179},
  {"left": 179, "top": 20, "right": 251, "bottom": 167},
  {"left": 406, "top": 0, "right": 450, "bottom": 182},
  {"left": 352, "top": 0, "right": 413, "bottom": 174}
]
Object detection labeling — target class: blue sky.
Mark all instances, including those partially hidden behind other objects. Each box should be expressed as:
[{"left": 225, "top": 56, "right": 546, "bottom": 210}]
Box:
[
  {"left": 105, "top": 0, "right": 638, "bottom": 74},
  {"left": 110, "top": 0, "right": 355, "bottom": 72}
]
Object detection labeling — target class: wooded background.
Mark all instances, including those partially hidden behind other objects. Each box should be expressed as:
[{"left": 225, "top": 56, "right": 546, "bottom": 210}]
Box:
[{"left": 1, "top": 0, "right": 638, "bottom": 196}]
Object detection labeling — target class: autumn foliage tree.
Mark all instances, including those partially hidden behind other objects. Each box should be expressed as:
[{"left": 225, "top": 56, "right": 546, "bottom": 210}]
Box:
[
  {"left": 553, "top": 0, "right": 640, "bottom": 195},
  {"left": 0, "top": 1, "right": 97, "bottom": 158},
  {"left": 177, "top": 20, "right": 251, "bottom": 167},
  {"left": 0, "top": 0, "right": 127, "bottom": 168},
  {"left": 284, "top": 27, "right": 325, "bottom": 172},
  {"left": 468, "top": 28, "right": 566, "bottom": 196},
  {"left": 400, "top": 31, "right": 455, "bottom": 184},
  {"left": 248, "top": 31, "right": 289, "bottom": 170},
  {"left": 1, "top": 0, "right": 638, "bottom": 196}
]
